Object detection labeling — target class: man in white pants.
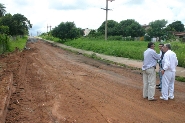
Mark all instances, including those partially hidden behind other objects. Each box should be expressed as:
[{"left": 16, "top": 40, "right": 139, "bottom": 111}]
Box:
[{"left": 160, "top": 43, "right": 178, "bottom": 100}]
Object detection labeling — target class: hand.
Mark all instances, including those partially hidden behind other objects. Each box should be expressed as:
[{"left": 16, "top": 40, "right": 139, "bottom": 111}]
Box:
[{"left": 161, "top": 70, "right": 165, "bottom": 75}]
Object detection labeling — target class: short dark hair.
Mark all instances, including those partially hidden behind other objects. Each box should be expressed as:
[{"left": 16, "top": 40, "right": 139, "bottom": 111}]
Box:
[
  {"left": 148, "top": 42, "right": 154, "bottom": 48},
  {"left": 159, "top": 43, "right": 164, "bottom": 46}
]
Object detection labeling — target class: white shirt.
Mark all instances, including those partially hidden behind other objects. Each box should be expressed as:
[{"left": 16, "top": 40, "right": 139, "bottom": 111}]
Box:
[
  {"left": 159, "top": 50, "right": 162, "bottom": 57},
  {"left": 142, "top": 48, "right": 160, "bottom": 70},
  {"left": 158, "top": 50, "right": 162, "bottom": 63},
  {"left": 162, "top": 50, "right": 178, "bottom": 72}
]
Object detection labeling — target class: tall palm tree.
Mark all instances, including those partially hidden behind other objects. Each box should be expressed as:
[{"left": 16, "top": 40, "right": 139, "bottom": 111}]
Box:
[{"left": 0, "top": 3, "right": 6, "bottom": 17}]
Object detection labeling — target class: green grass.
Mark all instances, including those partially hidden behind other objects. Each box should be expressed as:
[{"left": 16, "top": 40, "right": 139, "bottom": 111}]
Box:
[
  {"left": 40, "top": 36, "right": 185, "bottom": 68},
  {"left": 63, "top": 39, "right": 146, "bottom": 60},
  {"left": 40, "top": 35, "right": 60, "bottom": 42},
  {"left": 8, "top": 36, "right": 28, "bottom": 52},
  {"left": 176, "top": 76, "right": 185, "bottom": 82},
  {"left": 62, "top": 38, "right": 185, "bottom": 67}
]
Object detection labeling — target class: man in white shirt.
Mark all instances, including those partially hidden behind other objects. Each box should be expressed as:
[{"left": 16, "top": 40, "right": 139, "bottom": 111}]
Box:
[
  {"left": 160, "top": 43, "right": 178, "bottom": 100},
  {"left": 142, "top": 42, "right": 160, "bottom": 101}
]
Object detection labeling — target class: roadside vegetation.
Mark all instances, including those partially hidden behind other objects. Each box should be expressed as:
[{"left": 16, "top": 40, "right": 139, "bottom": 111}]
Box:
[
  {"left": 0, "top": 3, "right": 31, "bottom": 54},
  {"left": 0, "top": 34, "right": 27, "bottom": 54},
  {"left": 39, "top": 16, "right": 185, "bottom": 70},
  {"left": 8, "top": 36, "right": 28, "bottom": 52}
]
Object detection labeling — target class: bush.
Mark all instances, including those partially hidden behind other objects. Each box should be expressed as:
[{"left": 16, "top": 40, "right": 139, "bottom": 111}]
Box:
[
  {"left": 8, "top": 36, "right": 27, "bottom": 52},
  {"left": 0, "top": 34, "right": 9, "bottom": 54}
]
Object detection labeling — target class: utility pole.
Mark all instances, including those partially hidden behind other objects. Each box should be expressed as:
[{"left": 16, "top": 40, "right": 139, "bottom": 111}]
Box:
[
  {"left": 47, "top": 24, "right": 48, "bottom": 33},
  {"left": 47, "top": 24, "right": 52, "bottom": 35},
  {"left": 47, "top": 24, "right": 52, "bottom": 32},
  {"left": 49, "top": 25, "right": 52, "bottom": 32},
  {"left": 105, "top": 0, "right": 108, "bottom": 41},
  {"left": 101, "top": 0, "right": 115, "bottom": 40}
]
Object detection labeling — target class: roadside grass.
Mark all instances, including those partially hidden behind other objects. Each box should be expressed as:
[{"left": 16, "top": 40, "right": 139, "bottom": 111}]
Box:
[
  {"left": 8, "top": 36, "right": 28, "bottom": 52},
  {"left": 62, "top": 38, "right": 185, "bottom": 67},
  {"left": 176, "top": 76, "right": 185, "bottom": 82},
  {"left": 63, "top": 39, "right": 146, "bottom": 60},
  {"left": 40, "top": 35, "right": 60, "bottom": 42}
]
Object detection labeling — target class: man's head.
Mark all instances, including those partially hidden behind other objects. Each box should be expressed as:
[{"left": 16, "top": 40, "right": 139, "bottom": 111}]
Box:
[
  {"left": 148, "top": 42, "right": 155, "bottom": 49},
  {"left": 159, "top": 43, "right": 164, "bottom": 51},
  {"left": 162, "top": 43, "right": 171, "bottom": 52}
]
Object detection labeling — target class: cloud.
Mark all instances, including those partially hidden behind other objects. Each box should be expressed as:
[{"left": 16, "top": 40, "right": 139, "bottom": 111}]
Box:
[
  {"left": 11, "top": 0, "right": 32, "bottom": 6},
  {"left": 48, "top": 0, "right": 89, "bottom": 10},
  {"left": 124, "top": 0, "right": 145, "bottom": 6}
]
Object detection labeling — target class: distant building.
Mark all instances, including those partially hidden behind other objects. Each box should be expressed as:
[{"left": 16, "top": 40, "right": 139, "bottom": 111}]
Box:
[
  {"left": 142, "top": 24, "right": 150, "bottom": 31},
  {"left": 173, "top": 32, "right": 185, "bottom": 37},
  {"left": 173, "top": 32, "right": 185, "bottom": 42},
  {"left": 83, "top": 28, "right": 91, "bottom": 36}
]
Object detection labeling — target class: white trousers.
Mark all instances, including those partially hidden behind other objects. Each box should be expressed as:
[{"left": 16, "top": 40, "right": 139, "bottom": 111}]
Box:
[
  {"left": 161, "top": 70, "right": 175, "bottom": 100},
  {"left": 143, "top": 67, "right": 156, "bottom": 100}
]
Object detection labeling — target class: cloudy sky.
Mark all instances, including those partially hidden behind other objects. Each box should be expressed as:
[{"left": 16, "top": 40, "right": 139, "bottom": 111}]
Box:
[{"left": 1, "top": 0, "right": 185, "bottom": 36}]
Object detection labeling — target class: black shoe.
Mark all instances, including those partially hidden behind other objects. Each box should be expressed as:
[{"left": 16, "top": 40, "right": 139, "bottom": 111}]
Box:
[
  {"left": 156, "top": 87, "right": 161, "bottom": 89},
  {"left": 156, "top": 84, "right": 160, "bottom": 86}
]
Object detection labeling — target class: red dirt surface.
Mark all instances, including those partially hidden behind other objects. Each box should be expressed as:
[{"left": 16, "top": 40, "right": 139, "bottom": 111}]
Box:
[{"left": 1, "top": 40, "right": 185, "bottom": 123}]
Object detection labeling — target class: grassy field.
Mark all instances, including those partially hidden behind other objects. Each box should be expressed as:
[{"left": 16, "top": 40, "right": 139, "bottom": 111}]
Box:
[
  {"left": 61, "top": 38, "right": 185, "bottom": 68},
  {"left": 8, "top": 36, "right": 28, "bottom": 52}
]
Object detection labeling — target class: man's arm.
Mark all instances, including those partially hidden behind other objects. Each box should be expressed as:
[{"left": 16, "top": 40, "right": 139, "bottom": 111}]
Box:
[
  {"left": 162, "top": 53, "right": 170, "bottom": 74},
  {"left": 152, "top": 51, "right": 160, "bottom": 60}
]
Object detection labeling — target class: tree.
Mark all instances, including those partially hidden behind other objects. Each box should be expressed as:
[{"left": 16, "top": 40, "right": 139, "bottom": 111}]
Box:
[
  {"left": 0, "top": 25, "right": 9, "bottom": 34},
  {"left": 118, "top": 19, "right": 145, "bottom": 37},
  {"left": 12, "top": 13, "right": 32, "bottom": 35},
  {"left": 98, "top": 20, "right": 119, "bottom": 36},
  {"left": 0, "top": 14, "right": 14, "bottom": 35},
  {"left": 78, "top": 28, "right": 84, "bottom": 37},
  {"left": 0, "top": 13, "right": 32, "bottom": 35},
  {"left": 0, "top": 3, "right": 6, "bottom": 17},
  {"left": 51, "top": 21, "right": 81, "bottom": 41},
  {"left": 166, "top": 21, "right": 185, "bottom": 32},
  {"left": 87, "top": 29, "right": 102, "bottom": 38},
  {"left": 147, "top": 19, "right": 168, "bottom": 38}
]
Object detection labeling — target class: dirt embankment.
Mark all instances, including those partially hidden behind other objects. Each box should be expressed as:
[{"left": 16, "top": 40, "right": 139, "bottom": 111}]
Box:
[{"left": 0, "top": 40, "right": 185, "bottom": 123}]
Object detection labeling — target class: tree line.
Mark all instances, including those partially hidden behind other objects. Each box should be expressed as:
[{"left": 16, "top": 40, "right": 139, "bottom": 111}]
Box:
[
  {"left": 47, "top": 19, "right": 185, "bottom": 41},
  {"left": 0, "top": 3, "right": 32, "bottom": 36},
  {"left": 1, "top": 2, "right": 184, "bottom": 42},
  {"left": 0, "top": 3, "right": 32, "bottom": 53}
]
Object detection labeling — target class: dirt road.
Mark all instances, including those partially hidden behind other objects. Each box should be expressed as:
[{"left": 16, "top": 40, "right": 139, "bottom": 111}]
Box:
[{"left": 1, "top": 39, "right": 185, "bottom": 123}]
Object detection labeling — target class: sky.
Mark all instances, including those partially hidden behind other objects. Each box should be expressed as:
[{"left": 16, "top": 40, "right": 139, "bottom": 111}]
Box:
[{"left": 1, "top": 0, "right": 185, "bottom": 36}]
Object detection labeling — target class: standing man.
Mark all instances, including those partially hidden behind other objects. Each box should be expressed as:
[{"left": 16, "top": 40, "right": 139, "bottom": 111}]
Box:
[
  {"left": 160, "top": 43, "right": 178, "bottom": 100},
  {"left": 156, "top": 43, "right": 165, "bottom": 90},
  {"left": 142, "top": 42, "right": 160, "bottom": 101}
]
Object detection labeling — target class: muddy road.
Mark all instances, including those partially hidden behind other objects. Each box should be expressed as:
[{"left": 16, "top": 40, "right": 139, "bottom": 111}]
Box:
[{"left": 1, "top": 39, "right": 185, "bottom": 123}]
